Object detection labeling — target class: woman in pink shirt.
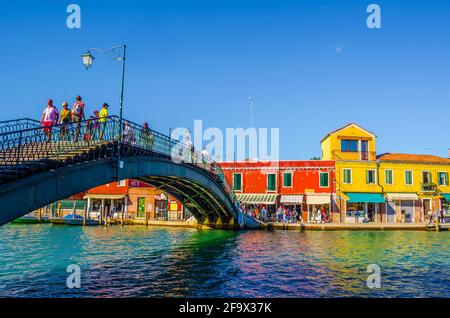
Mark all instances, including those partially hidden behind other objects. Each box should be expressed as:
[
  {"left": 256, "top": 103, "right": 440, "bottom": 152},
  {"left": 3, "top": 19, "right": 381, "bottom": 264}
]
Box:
[{"left": 40, "top": 99, "right": 59, "bottom": 142}]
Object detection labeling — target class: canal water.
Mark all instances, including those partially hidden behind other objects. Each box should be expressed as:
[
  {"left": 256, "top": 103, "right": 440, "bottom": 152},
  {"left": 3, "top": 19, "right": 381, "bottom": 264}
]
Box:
[{"left": 0, "top": 224, "right": 449, "bottom": 297}]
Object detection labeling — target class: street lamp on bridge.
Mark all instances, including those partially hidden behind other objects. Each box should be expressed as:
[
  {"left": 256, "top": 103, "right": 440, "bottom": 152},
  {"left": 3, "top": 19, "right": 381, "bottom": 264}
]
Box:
[{"left": 81, "top": 45, "right": 127, "bottom": 180}]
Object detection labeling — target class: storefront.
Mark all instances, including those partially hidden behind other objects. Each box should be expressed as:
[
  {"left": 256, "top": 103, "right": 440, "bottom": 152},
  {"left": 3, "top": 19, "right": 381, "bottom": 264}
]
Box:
[
  {"left": 236, "top": 193, "right": 278, "bottom": 217},
  {"left": 280, "top": 195, "right": 303, "bottom": 221},
  {"left": 306, "top": 193, "right": 331, "bottom": 222},
  {"left": 154, "top": 193, "right": 168, "bottom": 220},
  {"left": 84, "top": 194, "right": 127, "bottom": 219},
  {"left": 345, "top": 193, "right": 385, "bottom": 223},
  {"left": 385, "top": 193, "right": 419, "bottom": 223}
]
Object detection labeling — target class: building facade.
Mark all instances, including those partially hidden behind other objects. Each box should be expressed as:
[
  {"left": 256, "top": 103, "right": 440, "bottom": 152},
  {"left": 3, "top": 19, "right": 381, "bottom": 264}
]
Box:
[
  {"left": 219, "top": 160, "right": 336, "bottom": 221},
  {"left": 321, "top": 123, "right": 450, "bottom": 223},
  {"left": 84, "top": 180, "right": 185, "bottom": 221}
]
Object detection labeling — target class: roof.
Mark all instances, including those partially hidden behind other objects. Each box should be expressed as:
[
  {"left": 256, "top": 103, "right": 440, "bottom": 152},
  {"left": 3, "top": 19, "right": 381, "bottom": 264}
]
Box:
[
  {"left": 320, "top": 123, "right": 376, "bottom": 143},
  {"left": 377, "top": 153, "right": 450, "bottom": 165}
]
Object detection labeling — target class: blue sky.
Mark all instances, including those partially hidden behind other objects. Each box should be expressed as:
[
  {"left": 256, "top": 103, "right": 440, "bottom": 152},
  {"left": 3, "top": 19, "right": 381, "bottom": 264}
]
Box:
[{"left": 0, "top": 0, "right": 449, "bottom": 159}]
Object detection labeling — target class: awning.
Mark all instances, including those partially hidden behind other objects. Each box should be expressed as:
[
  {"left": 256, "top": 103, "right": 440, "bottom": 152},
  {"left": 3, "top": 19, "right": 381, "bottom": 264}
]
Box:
[
  {"left": 83, "top": 194, "right": 126, "bottom": 200},
  {"left": 442, "top": 193, "right": 450, "bottom": 201},
  {"left": 386, "top": 193, "right": 419, "bottom": 201},
  {"left": 236, "top": 193, "right": 277, "bottom": 204},
  {"left": 306, "top": 194, "right": 331, "bottom": 205},
  {"left": 280, "top": 195, "right": 303, "bottom": 204},
  {"left": 346, "top": 193, "right": 385, "bottom": 203}
]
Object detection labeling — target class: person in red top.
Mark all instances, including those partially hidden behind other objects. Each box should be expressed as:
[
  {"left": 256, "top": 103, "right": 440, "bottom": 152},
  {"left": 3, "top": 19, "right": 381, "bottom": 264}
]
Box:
[
  {"left": 71, "top": 95, "right": 85, "bottom": 142},
  {"left": 40, "top": 99, "right": 59, "bottom": 142}
]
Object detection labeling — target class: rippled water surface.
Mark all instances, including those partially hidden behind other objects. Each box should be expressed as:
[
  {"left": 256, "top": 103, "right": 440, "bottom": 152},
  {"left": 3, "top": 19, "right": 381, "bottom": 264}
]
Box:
[{"left": 0, "top": 224, "right": 449, "bottom": 297}]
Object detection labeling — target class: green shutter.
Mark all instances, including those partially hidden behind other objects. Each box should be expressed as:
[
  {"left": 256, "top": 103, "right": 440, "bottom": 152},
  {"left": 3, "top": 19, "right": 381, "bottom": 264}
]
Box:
[
  {"left": 233, "top": 174, "right": 242, "bottom": 190},
  {"left": 343, "top": 169, "right": 351, "bottom": 184},
  {"left": 320, "top": 173, "right": 329, "bottom": 187},
  {"left": 268, "top": 174, "right": 276, "bottom": 191},
  {"left": 405, "top": 171, "right": 412, "bottom": 185},
  {"left": 284, "top": 173, "right": 292, "bottom": 187},
  {"left": 385, "top": 170, "right": 392, "bottom": 184}
]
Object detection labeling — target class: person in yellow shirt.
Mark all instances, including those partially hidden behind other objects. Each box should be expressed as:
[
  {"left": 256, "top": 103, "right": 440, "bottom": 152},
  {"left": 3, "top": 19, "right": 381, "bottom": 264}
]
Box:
[
  {"left": 59, "top": 102, "right": 71, "bottom": 140},
  {"left": 98, "top": 103, "right": 109, "bottom": 139}
]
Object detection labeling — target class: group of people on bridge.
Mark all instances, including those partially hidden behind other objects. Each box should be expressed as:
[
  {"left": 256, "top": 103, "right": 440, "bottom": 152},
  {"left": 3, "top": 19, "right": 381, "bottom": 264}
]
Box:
[
  {"left": 40, "top": 96, "right": 154, "bottom": 148},
  {"left": 40, "top": 96, "right": 110, "bottom": 142},
  {"left": 39, "top": 96, "right": 213, "bottom": 166}
]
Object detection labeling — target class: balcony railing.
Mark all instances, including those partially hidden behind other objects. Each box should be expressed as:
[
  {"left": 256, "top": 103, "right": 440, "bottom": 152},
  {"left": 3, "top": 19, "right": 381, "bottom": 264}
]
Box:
[
  {"left": 421, "top": 183, "right": 437, "bottom": 192},
  {"left": 332, "top": 150, "right": 376, "bottom": 161}
]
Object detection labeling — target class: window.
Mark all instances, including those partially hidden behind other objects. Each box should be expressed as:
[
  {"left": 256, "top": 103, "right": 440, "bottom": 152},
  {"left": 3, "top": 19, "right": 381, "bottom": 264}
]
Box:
[
  {"left": 233, "top": 173, "right": 242, "bottom": 191},
  {"left": 341, "top": 139, "right": 358, "bottom": 152},
  {"left": 343, "top": 169, "right": 352, "bottom": 184},
  {"left": 422, "top": 171, "right": 432, "bottom": 184},
  {"left": 319, "top": 172, "right": 329, "bottom": 188},
  {"left": 267, "top": 174, "right": 277, "bottom": 191},
  {"left": 366, "top": 170, "right": 376, "bottom": 184},
  {"left": 117, "top": 179, "right": 126, "bottom": 187},
  {"left": 438, "top": 172, "right": 449, "bottom": 186},
  {"left": 385, "top": 170, "right": 393, "bottom": 185},
  {"left": 405, "top": 170, "right": 413, "bottom": 185},
  {"left": 283, "top": 172, "right": 292, "bottom": 188}
]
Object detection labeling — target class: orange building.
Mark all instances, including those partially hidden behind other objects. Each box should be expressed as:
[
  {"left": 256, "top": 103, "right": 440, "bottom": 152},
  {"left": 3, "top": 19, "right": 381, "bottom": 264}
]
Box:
[{"left": 84, "top": 180, "right": 185, "bottom": 221}]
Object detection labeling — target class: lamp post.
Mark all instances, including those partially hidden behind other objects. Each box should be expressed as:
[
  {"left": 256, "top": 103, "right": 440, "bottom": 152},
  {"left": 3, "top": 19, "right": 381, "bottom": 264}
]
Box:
[{"left": 82, "top": 45, "right": 127, "bottom": 180}]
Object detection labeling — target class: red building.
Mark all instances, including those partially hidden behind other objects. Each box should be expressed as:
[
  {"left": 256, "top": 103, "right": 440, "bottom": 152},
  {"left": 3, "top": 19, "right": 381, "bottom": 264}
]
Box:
[{"left": 219, "top": 160, "right": 336, "bottom": 221}]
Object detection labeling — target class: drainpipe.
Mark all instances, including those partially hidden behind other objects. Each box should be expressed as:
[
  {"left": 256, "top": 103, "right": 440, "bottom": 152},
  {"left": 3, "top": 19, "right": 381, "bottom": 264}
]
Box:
[{"left": 376, "top": 161, "right": 385, "bottom": 223}]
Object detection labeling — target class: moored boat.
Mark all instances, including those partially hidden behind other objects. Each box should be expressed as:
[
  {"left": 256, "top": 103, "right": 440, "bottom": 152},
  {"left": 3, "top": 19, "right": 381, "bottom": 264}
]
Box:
[
  {"left": 61, "top": 214, "right": 100, "bottom": 226},
  {"left": 12, "top": 215, "right": 50, "bottom": 224}
]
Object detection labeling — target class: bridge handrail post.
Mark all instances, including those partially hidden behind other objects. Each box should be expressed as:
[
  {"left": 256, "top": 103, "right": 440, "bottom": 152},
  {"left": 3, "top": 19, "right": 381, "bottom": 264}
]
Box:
[{"left": 15, "top": 131, "right": 23, "bottom": 166}]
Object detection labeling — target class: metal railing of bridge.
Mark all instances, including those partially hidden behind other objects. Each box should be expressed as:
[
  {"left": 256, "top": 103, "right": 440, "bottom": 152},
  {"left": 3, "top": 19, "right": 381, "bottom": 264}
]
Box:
[
  {"left": 0, "top": 116, "right": 237, "bottom": 205},
  {"left": 0, "top": 118, "right": 41, "bottom": 134}
]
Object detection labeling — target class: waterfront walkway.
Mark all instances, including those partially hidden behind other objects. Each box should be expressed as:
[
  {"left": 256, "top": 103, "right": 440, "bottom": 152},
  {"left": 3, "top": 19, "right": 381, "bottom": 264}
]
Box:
[{"left": 267, "top": 222, "right": 450, "bottom": 231}]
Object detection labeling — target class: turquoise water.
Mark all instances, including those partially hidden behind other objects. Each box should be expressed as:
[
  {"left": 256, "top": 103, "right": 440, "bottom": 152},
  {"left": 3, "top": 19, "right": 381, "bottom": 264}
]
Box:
[{"left": 0, "top": 224, "right": 449, "bottom": 297}]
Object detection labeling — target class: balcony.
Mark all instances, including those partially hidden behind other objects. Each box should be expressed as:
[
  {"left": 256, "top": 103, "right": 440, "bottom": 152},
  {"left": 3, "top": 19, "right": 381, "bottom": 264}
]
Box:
[
  {"left": 332, "top": 150, "right": 376, "bottom": 161},
  {"left": 421, "top": 183, "right": 437, "bottom": 193}
]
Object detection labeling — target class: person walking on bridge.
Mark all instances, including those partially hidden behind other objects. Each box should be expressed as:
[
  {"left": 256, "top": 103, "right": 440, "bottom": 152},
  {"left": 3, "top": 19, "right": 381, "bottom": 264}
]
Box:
[
  {"left": 40, "top": 99, "right": 59, "bottom": 142},
  {"left": 59, "top": 102, "right": 71, "bottom": 141},
  {"left": 72, "top": 95, "right": 85, "bottom": 142},
  {"left": 201, "top": 146, "right": 211, "bottom": 170},
  {"left": 98, "top": 103, "right": 109, "bottom": 140},
  {"left": 140, "top": 122, "right": 154, "bottom": 150}
]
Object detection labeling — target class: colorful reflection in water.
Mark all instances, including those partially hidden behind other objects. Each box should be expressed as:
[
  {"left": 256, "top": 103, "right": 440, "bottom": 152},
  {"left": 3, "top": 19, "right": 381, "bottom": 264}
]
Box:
[{"left": 0, "top": 224, "right": 448, "bottom": 297}]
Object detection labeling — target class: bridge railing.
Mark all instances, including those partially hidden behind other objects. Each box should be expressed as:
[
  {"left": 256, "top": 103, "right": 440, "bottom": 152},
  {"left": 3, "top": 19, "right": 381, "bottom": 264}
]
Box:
[
  {"left": 0, "top": 118, "right": 41, "bottom": 134},
  {"left": 0, "top": 116, "right": 237, "bottom": 205},
  {"left": 112, "top": 117, "right": 237, "bottom": 204}
]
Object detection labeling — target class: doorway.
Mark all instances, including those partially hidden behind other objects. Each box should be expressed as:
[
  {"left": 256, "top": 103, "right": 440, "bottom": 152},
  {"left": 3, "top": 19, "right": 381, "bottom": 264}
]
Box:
[
  {"left": 367, "top": 203, "right": 376, "bottom": 222},
  {"left": 137, "top": 197, "right": 145, "bottom": 218},
  {"left": 401, "top": 200, "right": 414, "bottom": 223},
  {"left": 387, "top": 202, "right": 395, "bottom": 223},
  {"left": 423, "top": 199, "right": 431, "bottom": 220}
]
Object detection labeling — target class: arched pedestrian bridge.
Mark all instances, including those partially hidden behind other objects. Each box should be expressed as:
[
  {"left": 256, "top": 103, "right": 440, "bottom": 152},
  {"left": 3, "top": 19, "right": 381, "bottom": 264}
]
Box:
[{"left": 0, "top": 117, "right": 251, "bottom": 229}]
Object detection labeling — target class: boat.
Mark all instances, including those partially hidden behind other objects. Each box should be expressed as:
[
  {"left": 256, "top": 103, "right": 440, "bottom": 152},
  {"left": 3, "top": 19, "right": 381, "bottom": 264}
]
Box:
[
  {"left": 12, "top": 215, "right": 50, "bottom": 224},
  {"left": 61, "top": 214, "right": 100, "bottom": 226}
]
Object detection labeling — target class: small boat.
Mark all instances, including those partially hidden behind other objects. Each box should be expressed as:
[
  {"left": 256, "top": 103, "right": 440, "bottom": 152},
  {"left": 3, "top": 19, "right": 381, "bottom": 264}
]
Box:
[
  {"left": 12, "top": 215, "right": 50, "bottom": 224},
  {"left": 61, "top": 214, "right": 100, "bottom": 226},
  {"left": 49, "top": 217, "right": 66, "bottom": 225}
]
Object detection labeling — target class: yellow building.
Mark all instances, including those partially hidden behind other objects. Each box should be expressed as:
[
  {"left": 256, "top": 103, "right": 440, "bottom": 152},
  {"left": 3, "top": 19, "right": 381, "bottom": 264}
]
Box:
[
  {"left": 378, "top": 153, "right": 450, "bottom": 223},
  {"left": 321, "top": 123, "right": 450, "bottom": 224},
  {"left": 321, "top": 123, "right": 384, "bottom": 223}
]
